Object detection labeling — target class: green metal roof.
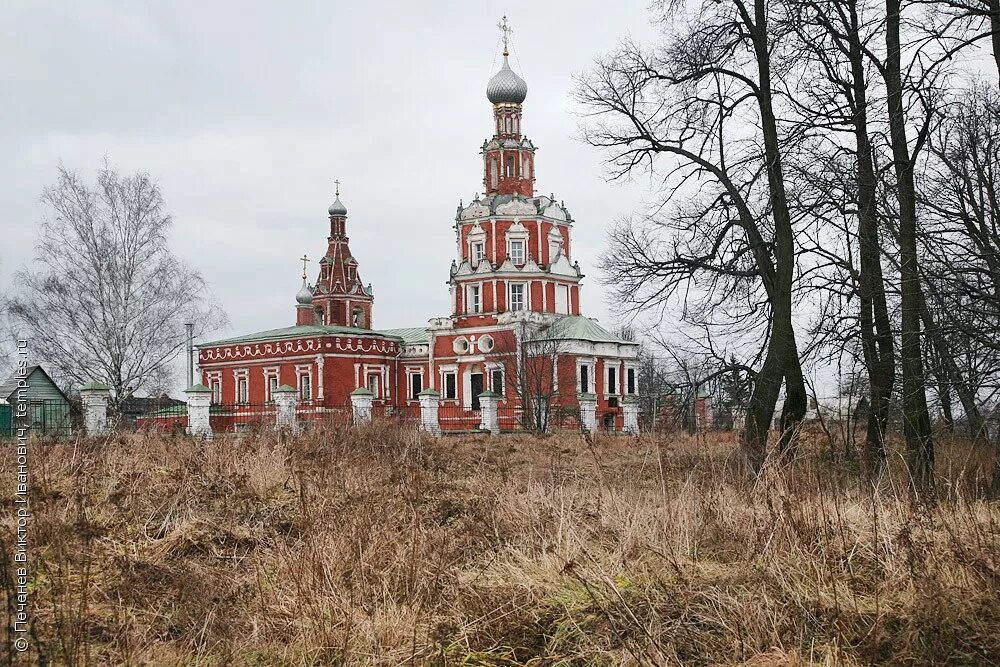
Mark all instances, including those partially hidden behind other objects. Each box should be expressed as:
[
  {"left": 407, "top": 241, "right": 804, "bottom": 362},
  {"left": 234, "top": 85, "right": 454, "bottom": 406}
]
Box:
[
  {"left": 201, "top": 324, "right": 407, "bottom": 347},
  {"left": 538, "top": 316, "right": 637, "bottom": 345},
  {"left": 377, "top": 327, "right": 430, "bottom": 345}
]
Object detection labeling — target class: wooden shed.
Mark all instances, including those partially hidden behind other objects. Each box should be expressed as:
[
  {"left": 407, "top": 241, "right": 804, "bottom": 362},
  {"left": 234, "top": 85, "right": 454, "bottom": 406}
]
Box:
[{"left": 0, "top": 366, "right": 74, "bottom": 437}]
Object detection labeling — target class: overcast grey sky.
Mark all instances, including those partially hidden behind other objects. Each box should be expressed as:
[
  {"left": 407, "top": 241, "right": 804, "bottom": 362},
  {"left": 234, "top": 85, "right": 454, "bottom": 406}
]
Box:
[{"left": 0, "top": 1, "right": 660, "bottom": 359}]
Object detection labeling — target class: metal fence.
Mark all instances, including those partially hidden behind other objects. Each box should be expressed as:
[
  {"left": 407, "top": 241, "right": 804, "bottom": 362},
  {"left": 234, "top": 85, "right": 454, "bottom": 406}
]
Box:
[
  {"left": 209, "top": 403, "right": 275, "bottom": 433},
  {"left": 438, "top": 404, "right": 483, "bottom": 432},
  {"left": 0, "top": 399, "right": 78, "bottom": 437},
  {"left": 372, "top": 402, "right": 421, "bottom": 425}
]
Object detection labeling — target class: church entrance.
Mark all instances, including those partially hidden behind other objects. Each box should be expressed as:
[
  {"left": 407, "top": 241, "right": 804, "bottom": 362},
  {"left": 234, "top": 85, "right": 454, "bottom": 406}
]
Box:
[{"left": 471, "top": 373, "right": 484, "bottom": 410}]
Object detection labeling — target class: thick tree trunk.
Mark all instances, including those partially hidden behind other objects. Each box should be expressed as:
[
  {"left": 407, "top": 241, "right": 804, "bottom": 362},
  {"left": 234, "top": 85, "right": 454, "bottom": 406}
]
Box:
[
  {"left": 885, "top": 0, "right": 935, "bottom": 491},
  {"left": 848, "top": 0, "right": 895, "bottom": 474},
  {"left": 741, "top": 3, "right": 807, "bottom": 473}
]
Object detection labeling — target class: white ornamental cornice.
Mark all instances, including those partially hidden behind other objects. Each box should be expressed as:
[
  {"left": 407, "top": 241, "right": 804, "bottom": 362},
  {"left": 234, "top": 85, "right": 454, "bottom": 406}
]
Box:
[{"left": 199, "top": 335, "right": 401, "bottom": 363}]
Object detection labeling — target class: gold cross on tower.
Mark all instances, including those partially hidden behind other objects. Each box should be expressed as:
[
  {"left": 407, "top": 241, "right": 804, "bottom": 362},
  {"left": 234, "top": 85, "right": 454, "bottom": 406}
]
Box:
[
  {"left": 334, "top": 179, "right": 340, "bottom": 197},
  {"left": 498, "top": 15, "right": 512, "bottom": 56},
  {"left": 300, "top": 254, "right": 309, "bottom": 280}
]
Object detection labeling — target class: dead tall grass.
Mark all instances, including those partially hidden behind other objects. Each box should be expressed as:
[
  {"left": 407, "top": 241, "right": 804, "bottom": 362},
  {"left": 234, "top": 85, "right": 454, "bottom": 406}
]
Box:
[{"left": 2, "top": 424, "right": 999, "bottom": 665}]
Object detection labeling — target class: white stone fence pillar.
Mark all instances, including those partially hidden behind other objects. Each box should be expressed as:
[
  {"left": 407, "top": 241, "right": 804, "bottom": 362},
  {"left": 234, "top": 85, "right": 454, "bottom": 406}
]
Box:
[
  {"left": 417, "top": 388, "right": 440, "bottom": 434},
  {"left": 622, "top": 395, "right": 640, "bottom": 435},
  {"left": 578, "top": 393, "right": 598, "bottom": 433},
  {"left": 478, "top": 391, "right": 499, "bottom": 434},
  {"left": 350, "top": 387, "right": 374, "bottom": 424},
  {"left": 80, "top": 382, "right": 111, "bottom": 436},
  {"left": 185, "top": 384, "right": 213, "bottom": 439},
  {"left": 274, "top": 384, "right": 299, "bottom": 433}
]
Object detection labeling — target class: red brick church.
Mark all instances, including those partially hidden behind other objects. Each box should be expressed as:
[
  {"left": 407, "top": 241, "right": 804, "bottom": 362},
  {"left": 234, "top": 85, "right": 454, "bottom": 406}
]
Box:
[{"left": 195, "top": 26, "right": 639, "bottom": 431}]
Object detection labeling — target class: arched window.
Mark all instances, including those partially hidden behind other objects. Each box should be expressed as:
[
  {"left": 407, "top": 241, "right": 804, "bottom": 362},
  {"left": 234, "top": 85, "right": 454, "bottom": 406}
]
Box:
[
  {"left": 490, "top": 159, "right": 498, "bottom": 188},
  {"left": 352, "top": 307, "right": 365, "bottom": 328}
]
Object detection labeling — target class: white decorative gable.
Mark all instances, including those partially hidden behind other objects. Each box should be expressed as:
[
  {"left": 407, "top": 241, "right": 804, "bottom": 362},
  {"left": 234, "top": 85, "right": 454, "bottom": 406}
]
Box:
[
  {"left": 496, "top": 199, "right": 537, "bottom": 216},
  {"left": 549, "top": 253, "right": 577, "bottom": 277},
  {"left": 461, "top": 201, "right": 490, "bottom": 220}
]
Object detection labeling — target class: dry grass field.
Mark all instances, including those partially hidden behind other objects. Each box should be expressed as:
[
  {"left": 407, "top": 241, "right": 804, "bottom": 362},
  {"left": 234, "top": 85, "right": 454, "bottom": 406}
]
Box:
[{"left": 2, "top": 424, "right": 1000, "bottom": 666}]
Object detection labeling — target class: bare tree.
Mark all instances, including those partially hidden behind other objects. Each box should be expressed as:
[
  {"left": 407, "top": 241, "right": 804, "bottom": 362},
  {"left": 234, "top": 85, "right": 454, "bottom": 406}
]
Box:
[
  {"left": 488, "top": 319, "right": 574, "bottom": 432},
  {"left": 8, "top": 162, "right": 225, "bottom": 404},
  {"left": 786, "top": 0, "right": 898, "bottom": 472},
  {"left": 578, "top": 0, "right": 807, "bottom": 474}
]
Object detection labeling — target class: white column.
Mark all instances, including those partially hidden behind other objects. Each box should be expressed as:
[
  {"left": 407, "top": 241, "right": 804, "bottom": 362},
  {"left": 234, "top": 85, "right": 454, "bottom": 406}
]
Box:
[
  {"left": 185, "top": 384, "right": 213, "bottom": 439},
  {"left": 578, "top": 393, "right": 597, "bottom": 433},
  {"left": 350, "top": 387, "right": 374, "bottom": 424},
  {"left": 274, "top": 384, "right": 299, "bottom": 433},
  {"left": 315, "top": 355, "right": 325, "bottom": 400},
  {"left": 623, "top": 395, "right": 640, "bottom": 435},
  {"left": 479, "top": 391, "right": 499, "bottom": 434},
  {"left": 418, "top": 388, "right": 441, "bottom": 434},
  {"left": 80, "top": 382, "right": 111, "bottom": 436}
]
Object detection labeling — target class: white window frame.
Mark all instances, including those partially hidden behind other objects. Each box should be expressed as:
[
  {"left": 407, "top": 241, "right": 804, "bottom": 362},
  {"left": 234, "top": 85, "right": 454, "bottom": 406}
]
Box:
[
  {"left": 606, "top": 365, "right": 619, "bottom": 396},
  {"left": 233, "top": 369, "right": 249, "bottom": 404},
  {"left": 626, "top": 366, "right": 637, "bottom": 395},
  {"left": 509, "top": 238, "right": 526, "bottom": 265},
  {"left": 442, "top": 369, "right": 458, "bottom": 401},
  {"left": 509, "top": 282, "right": 526, "bottom": 312},
  {"left": 488, "top": 364, "right": 505, "bottom": 397},
  {"left": 578, "top": 360, "right": 595, "bottom": 394},
  {"left": 408, "top": 369, "right": 424, "bottom": 400},
  {"left": 472, "top": 241, "right": 485, "bottom": 266},
  {"left": 296, "top": 365, "right": 313, "bottom": 401},
  {"left": 207, "top": 371, "right": 222, "bottom": 404},
  {"left": 467, "top": 284, "right": 482, "bottom": 314},
  {"left": 263, "top": 367, "right": 280, "bottom": 403}
]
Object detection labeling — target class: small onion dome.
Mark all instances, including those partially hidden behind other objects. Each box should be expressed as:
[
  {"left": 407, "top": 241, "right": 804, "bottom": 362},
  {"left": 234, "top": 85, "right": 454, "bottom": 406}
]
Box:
[
  {"left": 295, "top": 280, "right": 314, "bottom": 305},
  {"left": 328, "top": 196, "right": 348, "bottom": 216},
  {"left": 487, "top": 55, "right": 527, "bottom": 104}
]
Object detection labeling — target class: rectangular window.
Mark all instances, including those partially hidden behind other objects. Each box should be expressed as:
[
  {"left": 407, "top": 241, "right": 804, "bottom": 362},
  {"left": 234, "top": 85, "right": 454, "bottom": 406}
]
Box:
[
  {"left": 410, "top": 372, "right": 422, "bottom": 400},
  {"left": 608, "top": 367, "right": 618, "bottom": 395},
  {"left": 299, "top": 374, "right": 312, "bottom": 401},
  {"left": 211, "top": 381, "right": 221, "bottom": 404},
  {"left": 368, "top": 373, "right": 381, "bottom": 398},
  {"left": 491, "top": 369, "right": 504, "bottom": 396},
  {"left": 472, "top": 242, "right": 485, "bottom": 265},
  {"left": 468, "top": 285, "right": 481, "bottom": 314},
  {"left": 509, "top": 239, "right": 525, "bottom": 265},
  {"left": 444, "top": 372, "right": 457, "bottom": 400},
  {"left": 627, "top": 368, "right": 636, "bottom": 394},
  {"left": 237, "top": 378, "right": 248, "bottom": 404},
  {"left": 509, "top": 283, "right": 525, "bottom": 312},
  {"left": 580, "top": 364, "right": 590, "bottom": 394},
  {"left": 267, "top": 376, "right": 278, "bottom": 402}
]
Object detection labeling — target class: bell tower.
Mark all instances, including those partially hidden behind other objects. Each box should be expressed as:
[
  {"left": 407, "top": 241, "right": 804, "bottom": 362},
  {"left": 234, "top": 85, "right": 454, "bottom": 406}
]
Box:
[
  {"left": 482, "top": 17, "right": 535, "bottom": 197},
  {"left": 310, "top": 182, "right": 375, "bottom": 329}
]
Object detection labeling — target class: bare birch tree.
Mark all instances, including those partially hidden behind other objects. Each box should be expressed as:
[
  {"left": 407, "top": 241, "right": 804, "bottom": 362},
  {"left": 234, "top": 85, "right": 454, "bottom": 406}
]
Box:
[{"left": 8, "top": 162, "right": 225, "bottom": 403}]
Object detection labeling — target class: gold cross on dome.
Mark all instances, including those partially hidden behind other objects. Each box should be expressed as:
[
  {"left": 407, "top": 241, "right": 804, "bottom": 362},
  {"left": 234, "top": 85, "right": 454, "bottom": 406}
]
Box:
[
  {"left": 334, "top": 179, "right": 340, "bottom": 197},
  {"left": 300, "top": 254, "right": 309, "bottom": 280},
  {"left": 498, "top": 15, "right": 512, "bottom": 56}
]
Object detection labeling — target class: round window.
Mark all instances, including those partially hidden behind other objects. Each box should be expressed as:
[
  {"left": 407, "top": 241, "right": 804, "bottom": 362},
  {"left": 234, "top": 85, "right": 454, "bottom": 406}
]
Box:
[
  {"left": 453, "top": 337, "right": 470, "bottom": 355},
  {"left": 478, "top": 335, "right": 495, "bottom": 353}
]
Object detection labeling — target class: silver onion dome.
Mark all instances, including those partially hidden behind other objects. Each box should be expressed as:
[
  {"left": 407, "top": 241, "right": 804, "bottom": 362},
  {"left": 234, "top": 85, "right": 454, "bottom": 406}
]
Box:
[
  {"left": 487, "top": 55, "right": 527, "bottom": 104},
  {"left": 328, "top": 196, "right": 347, "bottom": 216},
  {"left": 295, "top": 279, "right": 314, "bottom": 305}
]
